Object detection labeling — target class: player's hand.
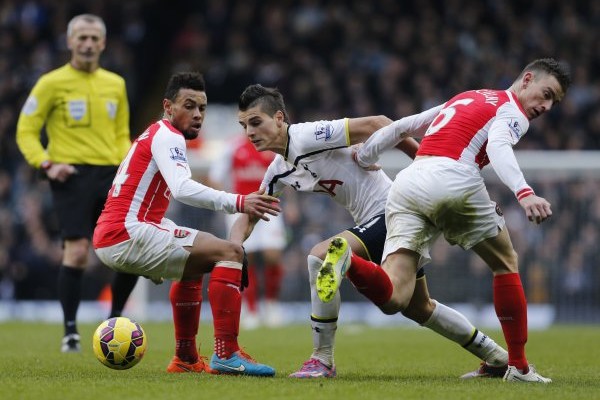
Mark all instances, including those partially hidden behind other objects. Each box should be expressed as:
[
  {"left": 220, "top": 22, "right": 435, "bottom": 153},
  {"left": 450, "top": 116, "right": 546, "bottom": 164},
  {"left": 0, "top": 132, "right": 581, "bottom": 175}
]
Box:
[
  {"left": 351, "top": 143, "right": 381, "bottom": 171},
  {"left": 46, "top": 163, "right": 78, "bottom": 182},
  {"left": 519, "top": 195, "right": 552, "bottom": 225},
  {"left": 241, "top": 188, "right": 281, "bottom": 221}
]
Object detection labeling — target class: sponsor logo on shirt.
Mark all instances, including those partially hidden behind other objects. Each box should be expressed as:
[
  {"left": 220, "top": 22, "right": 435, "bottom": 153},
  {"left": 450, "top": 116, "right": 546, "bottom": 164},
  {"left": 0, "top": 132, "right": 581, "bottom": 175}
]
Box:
[
  {"left": 507, "top": 119, "right": 522, "bottom": 139},
  {"left": 169, "top": 147, "right": 187, "bottom": 162},
  {"left": 173, "top": 229, "right": 191, "bottom": 238},
  {"left": 68, "top": 100, "right": 87, "bottom": 121},
  {"left": 314, "top": 122, "right": 333, "bottom": 141}
]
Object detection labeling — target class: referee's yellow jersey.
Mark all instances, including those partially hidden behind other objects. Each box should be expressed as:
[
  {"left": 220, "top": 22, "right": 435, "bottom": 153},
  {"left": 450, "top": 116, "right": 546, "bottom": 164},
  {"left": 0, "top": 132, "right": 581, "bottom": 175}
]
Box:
[{"left": 16, "top": 64, "right": 131, "bottom": 168}]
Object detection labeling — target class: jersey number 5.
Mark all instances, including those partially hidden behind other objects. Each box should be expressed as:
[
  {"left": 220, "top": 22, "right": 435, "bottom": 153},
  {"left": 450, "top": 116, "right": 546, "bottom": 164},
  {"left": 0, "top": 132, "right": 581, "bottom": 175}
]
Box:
[{"left": 425, "top": 98, "right": 474, "bottom": 136}]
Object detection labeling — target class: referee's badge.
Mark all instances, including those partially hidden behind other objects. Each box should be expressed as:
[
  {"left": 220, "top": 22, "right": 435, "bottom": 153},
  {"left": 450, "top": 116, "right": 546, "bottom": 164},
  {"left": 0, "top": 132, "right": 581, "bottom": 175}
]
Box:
[
  {"left": 68, "top": 100, "right": 87, "bottom": 121},
  {"left": 106, "top": 101, "right": 117, "bottom": 119}
]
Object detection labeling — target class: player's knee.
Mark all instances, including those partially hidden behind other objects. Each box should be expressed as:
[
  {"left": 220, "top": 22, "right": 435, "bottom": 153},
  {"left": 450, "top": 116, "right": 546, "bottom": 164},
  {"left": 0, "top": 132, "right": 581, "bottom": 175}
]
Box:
[
  {"left": 493, "top": 248, "right": 519, "bottom": 274},
  {"left": 507, "top": 249, "right": 519, "bottom": 272},
  {"left": 263, "top": 249, "right": 282, "bottom": 265},
  {"left": 378, "top": 296, "right": 407, "bottom": 315},
  {"left": 64, "top": 241, "right": 89, "bottom": 266},
  {"left": 222, "top": 242, "right": 244, "bottom": 264}
]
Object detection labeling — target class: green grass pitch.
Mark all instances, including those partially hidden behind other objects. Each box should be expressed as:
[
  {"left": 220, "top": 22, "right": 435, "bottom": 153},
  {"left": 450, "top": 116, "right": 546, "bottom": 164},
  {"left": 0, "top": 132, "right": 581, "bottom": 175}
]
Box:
[{"left": 0, "top": 322, "right": 598, "bottom": 400}]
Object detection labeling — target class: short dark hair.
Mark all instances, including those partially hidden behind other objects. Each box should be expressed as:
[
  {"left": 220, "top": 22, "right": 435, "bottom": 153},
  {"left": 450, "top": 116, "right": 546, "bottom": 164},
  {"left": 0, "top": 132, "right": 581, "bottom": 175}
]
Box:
[
  {"left": 517, "top": 58, "right": 571, "bottom": 94},
  {"left": 238, "top": 84, "right": 290, "bottom": 123},
  {"left": 164, "top": 72, "right": 206, "bottom": 101}
]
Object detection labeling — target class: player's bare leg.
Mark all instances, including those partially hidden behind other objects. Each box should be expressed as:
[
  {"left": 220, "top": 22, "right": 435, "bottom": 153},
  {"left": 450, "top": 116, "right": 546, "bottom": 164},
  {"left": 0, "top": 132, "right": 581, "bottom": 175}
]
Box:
[{"left": 378, "top": 249, "right": 419, "bottom": 314}]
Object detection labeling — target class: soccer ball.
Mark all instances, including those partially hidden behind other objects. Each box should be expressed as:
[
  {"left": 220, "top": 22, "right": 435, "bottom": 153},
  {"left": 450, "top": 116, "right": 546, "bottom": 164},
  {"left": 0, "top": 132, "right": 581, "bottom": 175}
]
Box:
[{"left": 92, "top": 317, "right": 147, "bottom": 370}]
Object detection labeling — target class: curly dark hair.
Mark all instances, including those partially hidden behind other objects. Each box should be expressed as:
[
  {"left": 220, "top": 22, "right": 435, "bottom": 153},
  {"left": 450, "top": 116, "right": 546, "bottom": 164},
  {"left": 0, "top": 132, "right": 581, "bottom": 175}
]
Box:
[{"left": 164, "top": 72, "right": 205, "bottom": 101}]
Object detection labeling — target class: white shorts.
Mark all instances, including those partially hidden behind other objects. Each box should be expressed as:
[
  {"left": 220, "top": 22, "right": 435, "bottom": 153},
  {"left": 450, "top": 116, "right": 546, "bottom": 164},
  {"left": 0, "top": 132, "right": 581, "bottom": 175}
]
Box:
[
  {"left": 225, "top": 212, "right": 287, "bottom": 253},
  {"left": 95, "top": 218, "right": 198, "bottom": 281},
  {"left": 382, "top": 157, "right": 505, "bottom": 266}
]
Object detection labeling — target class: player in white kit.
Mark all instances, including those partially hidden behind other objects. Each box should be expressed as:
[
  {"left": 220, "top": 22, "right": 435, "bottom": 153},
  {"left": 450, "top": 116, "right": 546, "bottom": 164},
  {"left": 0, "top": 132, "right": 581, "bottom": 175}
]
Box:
[
  {"left": 230, "top": 84, "right": 509, "bottom": 379},
  {"left": 93, "top": 72, "right": 281, "bottom": 376},
  {"left": 325, "top": 58, "right": 571, "bottom": 383}
]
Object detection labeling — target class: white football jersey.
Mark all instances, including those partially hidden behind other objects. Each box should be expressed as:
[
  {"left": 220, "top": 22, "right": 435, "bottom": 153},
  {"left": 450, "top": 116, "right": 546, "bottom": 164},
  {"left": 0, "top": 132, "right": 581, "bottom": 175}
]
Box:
[{"left": 261, "top": 119, "right": 391, "bottom": 225}]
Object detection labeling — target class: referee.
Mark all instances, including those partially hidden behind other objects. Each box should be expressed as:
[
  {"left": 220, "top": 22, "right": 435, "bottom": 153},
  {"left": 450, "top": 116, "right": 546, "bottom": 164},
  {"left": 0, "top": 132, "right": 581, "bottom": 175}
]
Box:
[{"left": 16, "top": 14, "right": 139, "bottom": 352}]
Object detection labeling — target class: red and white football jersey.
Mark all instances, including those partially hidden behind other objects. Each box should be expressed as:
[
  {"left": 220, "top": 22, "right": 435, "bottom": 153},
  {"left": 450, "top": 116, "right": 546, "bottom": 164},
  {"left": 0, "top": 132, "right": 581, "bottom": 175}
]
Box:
[
  {"left": 93, "top": 119, "right": 240, "bottom": 248},
  {"left": 357, "top": 89, "right": 533, "bottom": 200},
  {"left": 418, "top": 89, "right": 529, "bottom": 169},
  {"left": 417, "top": 89, "right": 532, "bottom": 199}
]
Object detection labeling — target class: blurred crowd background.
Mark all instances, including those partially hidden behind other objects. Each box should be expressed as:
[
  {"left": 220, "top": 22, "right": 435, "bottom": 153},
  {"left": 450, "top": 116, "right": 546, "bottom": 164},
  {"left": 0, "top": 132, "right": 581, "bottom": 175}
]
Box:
[{"left": 0, "top": 0, "right": 599, "bottom": 322}]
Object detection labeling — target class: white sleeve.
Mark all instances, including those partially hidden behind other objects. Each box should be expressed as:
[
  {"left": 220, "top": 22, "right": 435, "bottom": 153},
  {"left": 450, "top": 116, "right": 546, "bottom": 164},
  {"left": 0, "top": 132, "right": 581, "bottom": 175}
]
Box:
[
  {"left": 152, "top": 130, "right": 240, "bottom": 213},
  {"left": 486, "top": 104, "right": 534, "bottom": 200},
  {"left": 355, "top": 104, "right": 444, "bottom": 167}
]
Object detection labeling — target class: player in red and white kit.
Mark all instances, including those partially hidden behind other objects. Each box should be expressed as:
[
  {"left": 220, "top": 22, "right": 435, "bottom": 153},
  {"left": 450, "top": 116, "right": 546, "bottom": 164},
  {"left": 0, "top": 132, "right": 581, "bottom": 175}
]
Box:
[
  {"left": 93, "top": 72, "right": 280, "bottom": 376},
  {"left": 320, "top": 58, "right": 571, "bottom": 383},
  {"left": 209, "top": 136, "right": 287, "bottom": 328}
]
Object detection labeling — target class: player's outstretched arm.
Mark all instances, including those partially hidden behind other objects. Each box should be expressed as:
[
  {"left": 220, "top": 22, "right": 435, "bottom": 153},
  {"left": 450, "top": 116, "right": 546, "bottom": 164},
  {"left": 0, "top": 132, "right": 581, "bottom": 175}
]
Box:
[
  {"left": 229, "top": 213, "right": 260, "bottom": 245},
  {"left": 354, "top": 104, "right": 443, "bottom": 168},
  {"left": 518, "top": 194, "right": 552, "bottom": 225}
]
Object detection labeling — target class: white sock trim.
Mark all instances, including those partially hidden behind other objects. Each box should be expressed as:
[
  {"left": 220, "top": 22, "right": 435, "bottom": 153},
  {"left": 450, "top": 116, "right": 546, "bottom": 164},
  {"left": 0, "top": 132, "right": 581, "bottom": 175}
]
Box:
[{"left": 215, "top": 261, "right": 242, "bottom": 270}]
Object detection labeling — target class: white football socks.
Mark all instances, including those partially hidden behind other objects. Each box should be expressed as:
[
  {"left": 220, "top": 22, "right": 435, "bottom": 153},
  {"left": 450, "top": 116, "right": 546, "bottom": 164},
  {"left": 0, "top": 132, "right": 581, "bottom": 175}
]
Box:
[
  {"left": 422, "top": 300, "right": 508, "bottom": 366},
  {"left": 307, "top": 255, "right": 340, "bottom": 367}
]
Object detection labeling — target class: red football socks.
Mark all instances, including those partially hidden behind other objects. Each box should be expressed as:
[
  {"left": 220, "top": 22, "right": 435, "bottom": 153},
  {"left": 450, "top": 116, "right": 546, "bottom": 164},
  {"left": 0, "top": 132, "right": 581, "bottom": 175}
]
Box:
[
  {"left": 209, "top": 262, "right": 243, "bottom": 359},
  {"left": 346, "top": 254, "right": 393, "bottom": 306},
  {"left": 265, "top": 264, "right": 283, "bottom": 300},
  {"left": 170, "top": 278, "right": 203, "bottom": 363},
  {"left": 493, "top": 273, "right": 529, "bottom": 371}
]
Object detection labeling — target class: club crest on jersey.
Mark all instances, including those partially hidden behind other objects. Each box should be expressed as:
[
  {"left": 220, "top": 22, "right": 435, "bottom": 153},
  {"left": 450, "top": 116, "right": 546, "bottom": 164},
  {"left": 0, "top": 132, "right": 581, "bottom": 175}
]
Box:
[
  {"left": 68, "top": 100, "right": 87, "bottom": 121},
  {"left": 314, "top": 122, "right": 334, "bottom": 141},
  {"left": 173, "top": 229, "right": 191, "bottom": 238},
  {"left": 495, "top": 204, "right": 504, "bottom": 216},
  {"left": 169, "top": 147, "right": 187, "bottom": 162},
  {"left": 507, "top": 119, "right": 522, "bottom": 139}
]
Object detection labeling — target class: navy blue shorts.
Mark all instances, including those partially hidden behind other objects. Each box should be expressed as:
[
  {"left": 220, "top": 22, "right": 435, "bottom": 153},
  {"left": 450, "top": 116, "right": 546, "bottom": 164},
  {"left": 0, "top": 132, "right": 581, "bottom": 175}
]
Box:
[{"left": 346, "top": 213, "right": 425, "bottom": 278}]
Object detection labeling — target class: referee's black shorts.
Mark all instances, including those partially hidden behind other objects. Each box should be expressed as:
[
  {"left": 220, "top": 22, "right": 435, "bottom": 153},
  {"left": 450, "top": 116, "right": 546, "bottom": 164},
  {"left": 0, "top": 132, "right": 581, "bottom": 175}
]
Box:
[
  {"left": 346, "top": 213, "right": 425, "bottom": 278},
  {"left": 49, "top": 164, "right": 117, "bottom": 240}
]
